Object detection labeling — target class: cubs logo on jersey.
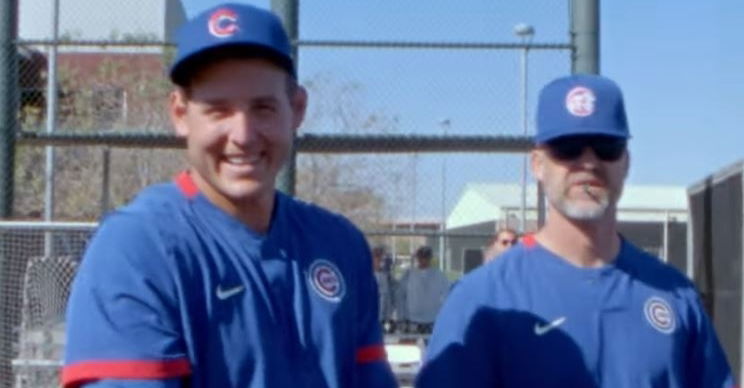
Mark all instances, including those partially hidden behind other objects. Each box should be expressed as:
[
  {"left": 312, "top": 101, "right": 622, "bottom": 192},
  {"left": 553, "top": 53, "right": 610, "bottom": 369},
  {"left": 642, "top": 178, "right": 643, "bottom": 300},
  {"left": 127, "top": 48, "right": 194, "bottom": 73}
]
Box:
[
  {"left": 644, "top": 296, "right": 676, "bottom": 334},
  {"left": 208, "top": 8, "right": 239, "bottom": 38},
  {"left": 308, "top": 259, "right": 346, "bottom": 302},
  {"left": 565, "top": 86, "right": 596, "bottom": 117}
]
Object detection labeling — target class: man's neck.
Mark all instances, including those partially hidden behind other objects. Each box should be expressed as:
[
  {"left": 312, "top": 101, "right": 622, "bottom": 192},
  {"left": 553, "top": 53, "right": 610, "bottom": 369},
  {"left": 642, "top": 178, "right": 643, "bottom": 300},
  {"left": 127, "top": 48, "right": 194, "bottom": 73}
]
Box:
[
  {"left": 535, "top": 208, "right": 621, "bottom": 268},
  {"left": 190, "top": 170, "right": 275, "bottom": 234}
]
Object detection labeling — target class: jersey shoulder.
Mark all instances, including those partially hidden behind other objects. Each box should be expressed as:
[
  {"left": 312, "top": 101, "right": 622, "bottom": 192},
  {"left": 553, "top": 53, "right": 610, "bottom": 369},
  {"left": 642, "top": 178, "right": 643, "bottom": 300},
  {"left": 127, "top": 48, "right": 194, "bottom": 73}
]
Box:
[
  {"left": 476, "top": 243, "right": 536, "bottom": 282},
  {"left": 449, "top": 244, "right": 530, "bottom": 302},
  {"left": 72, "top": 183, "right": 186, "bottom": 314},
  {"left": 115, "top": 182, "right": 188, "bottom": 223},
  {"left": 85, "top": 182, "right": 188, "bottom": 267},
  {"left": 98, "top": 182, "right": 190, "bottom": 239},
  {"left": 618, "top": 240, "right": 697, "bottom": 294}
]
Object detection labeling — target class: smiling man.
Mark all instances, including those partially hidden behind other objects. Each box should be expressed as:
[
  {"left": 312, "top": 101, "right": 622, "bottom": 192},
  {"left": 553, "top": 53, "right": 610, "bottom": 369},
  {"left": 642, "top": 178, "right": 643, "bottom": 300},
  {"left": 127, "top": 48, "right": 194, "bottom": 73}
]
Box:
[
  {"left": 417, "top": 74, "right": 734, "bottom": 387},
  {"left": 61, "top": 4, "right": 395, "bottom": 388}
]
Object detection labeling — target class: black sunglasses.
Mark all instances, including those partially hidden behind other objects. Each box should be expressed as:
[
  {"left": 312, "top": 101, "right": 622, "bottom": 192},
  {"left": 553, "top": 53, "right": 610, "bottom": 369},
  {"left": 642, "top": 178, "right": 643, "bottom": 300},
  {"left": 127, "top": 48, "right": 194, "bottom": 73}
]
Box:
[{"left": 546, "top": 135, "right": 627, "bottom": 162}]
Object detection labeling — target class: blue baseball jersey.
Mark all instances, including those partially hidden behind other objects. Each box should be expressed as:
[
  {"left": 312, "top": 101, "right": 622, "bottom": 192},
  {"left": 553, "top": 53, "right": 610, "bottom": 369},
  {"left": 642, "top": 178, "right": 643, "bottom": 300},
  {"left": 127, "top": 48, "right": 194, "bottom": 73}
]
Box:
[
  {"left": 417, "top": 235, "right": 734, "bottom": 388},
  {"left": 63, "top": 172, "right": 396, "bottom": 388}
]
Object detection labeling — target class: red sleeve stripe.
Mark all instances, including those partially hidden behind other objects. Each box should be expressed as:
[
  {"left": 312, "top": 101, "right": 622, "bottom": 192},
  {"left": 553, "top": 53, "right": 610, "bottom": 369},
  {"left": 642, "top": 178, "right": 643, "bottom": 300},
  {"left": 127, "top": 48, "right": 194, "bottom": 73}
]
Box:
[
  {"left": 356, "top": 345, "right": 387, "bottom": 363},
  {"left": 61, "top": 359, "right": 191, "bottom": 388}
]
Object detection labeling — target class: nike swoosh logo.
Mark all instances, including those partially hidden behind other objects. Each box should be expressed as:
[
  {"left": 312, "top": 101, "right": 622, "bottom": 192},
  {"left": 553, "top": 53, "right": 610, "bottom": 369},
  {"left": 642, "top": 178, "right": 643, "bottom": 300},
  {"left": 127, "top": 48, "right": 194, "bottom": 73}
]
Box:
[
  {"left": 534, "top": 316, "right": 566, "bottom": 336},
  {"left": 216, "top": 285, "right": 244, "bottom": 300}
]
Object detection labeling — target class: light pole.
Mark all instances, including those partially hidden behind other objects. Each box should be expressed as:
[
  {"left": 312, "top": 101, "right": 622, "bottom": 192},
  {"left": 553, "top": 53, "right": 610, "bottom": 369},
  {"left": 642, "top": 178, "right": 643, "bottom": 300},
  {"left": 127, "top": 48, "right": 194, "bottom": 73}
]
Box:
[
  {"left": 439, "top": 118, "right": 451, "bottom": 273},
  {"left": 410, "top": 153, "right": 417, "bottom": 262},
  {"left": 514, "top": 23, "right": 534, "bottom": 234},
  {"left": 44, "top": 0, "right": 61, "bottom": 256}
]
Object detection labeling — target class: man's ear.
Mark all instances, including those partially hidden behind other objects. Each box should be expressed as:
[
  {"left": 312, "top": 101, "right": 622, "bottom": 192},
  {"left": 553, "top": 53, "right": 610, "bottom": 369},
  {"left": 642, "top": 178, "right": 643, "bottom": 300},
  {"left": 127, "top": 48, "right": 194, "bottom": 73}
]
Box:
[
  {"left": 290, "top": 85, "right": 308, "bottom": 133},
  {"left": 169, "top": 89, "right": 189, "bottom": 137},
  {"left": 530, "top": 148, "right": 545, "bottom": 181},
  {"left": 622, "top": 149, "right": 631, "bottom": 179}
]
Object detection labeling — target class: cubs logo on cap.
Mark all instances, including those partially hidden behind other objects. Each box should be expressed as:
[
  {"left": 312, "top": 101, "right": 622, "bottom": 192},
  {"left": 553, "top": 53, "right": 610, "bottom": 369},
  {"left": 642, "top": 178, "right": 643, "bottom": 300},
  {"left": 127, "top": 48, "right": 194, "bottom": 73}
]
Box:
[
  {"left": 644, "top": 296, "right": 675, "bottom": 334},
  {"left": 308, "top": 259, "right": 346, "bottom": 302},
  {"left": 565, "top": 86, "right": 595, "bottom": 117},
  {"left": 208, "top": 8, "right": 240, "bottom": 38},
  {"left": 170, "top": 3, "right": 296, "bottom": 86}
]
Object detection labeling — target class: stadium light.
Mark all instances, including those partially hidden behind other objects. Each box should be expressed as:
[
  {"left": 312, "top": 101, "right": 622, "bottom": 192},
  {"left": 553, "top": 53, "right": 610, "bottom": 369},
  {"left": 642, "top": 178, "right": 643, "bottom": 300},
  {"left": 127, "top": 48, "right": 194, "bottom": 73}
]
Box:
[
  {"left": 514, "top": 23, "right": 535, "bottom": 38},
  {"left": 514, "top": 23, "right": 534, "bottom": 234}
]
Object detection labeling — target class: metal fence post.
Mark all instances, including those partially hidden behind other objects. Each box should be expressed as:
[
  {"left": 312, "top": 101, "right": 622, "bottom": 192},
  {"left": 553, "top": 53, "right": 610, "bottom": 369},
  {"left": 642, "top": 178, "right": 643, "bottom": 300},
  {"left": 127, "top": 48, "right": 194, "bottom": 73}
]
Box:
[
  {"left": 43, "top": 0, "right": 61, "bottom": 257},
  {"left": 571, "top": 0, "right": 600, "bottom": 74},
  {"left": 0, "top": 0, "right": 18, "bottom": 385},
  {"left": 0, "top": 0, "right": 17, "bottom": 218},
  {"left": 272, "top": 0, "right": 299, "bottom": 195}
]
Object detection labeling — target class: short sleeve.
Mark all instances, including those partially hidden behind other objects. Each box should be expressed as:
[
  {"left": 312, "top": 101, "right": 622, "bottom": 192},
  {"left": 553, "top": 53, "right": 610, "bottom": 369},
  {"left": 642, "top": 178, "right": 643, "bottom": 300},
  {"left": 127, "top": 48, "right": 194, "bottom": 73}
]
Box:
[{"left": 62, "top": 213, "right": 190, "bottom": 387}]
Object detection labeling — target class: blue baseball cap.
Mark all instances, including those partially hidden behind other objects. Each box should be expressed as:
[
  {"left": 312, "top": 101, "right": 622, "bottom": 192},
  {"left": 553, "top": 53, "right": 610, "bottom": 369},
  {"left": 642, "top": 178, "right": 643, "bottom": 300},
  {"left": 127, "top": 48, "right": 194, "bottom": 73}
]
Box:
[
  {"left": 535, "top": 74, "right": 630, "bottom": 144},
  {"left": 169, "top": 3, "right": 294, "bottom": 86}
]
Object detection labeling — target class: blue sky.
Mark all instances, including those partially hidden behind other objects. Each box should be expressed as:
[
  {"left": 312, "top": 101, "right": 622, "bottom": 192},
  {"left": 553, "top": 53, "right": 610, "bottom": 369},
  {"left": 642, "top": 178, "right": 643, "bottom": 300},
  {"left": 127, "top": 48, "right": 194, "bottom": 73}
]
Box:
[
  {"left": 180, "top": 1, "right": 742, "bottom": 218},
  {"left": 602, "top": 0, "right": 742, "bottom": 186}
]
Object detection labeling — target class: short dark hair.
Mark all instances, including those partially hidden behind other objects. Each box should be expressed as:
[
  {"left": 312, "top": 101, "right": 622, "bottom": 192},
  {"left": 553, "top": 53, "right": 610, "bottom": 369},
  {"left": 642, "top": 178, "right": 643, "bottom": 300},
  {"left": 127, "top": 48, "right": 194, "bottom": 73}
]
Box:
[
  {"left": 415, "top": 246, "right": 433, "bottom": 259},
  {"left": 372, "top": 245, "right": 386, "bottom": 257},
  {"left": 489, "top": 228, "right": 518, "bottom": 246},
  {"left": 496, "top": 228, "right": 517, "bottom": 238}
]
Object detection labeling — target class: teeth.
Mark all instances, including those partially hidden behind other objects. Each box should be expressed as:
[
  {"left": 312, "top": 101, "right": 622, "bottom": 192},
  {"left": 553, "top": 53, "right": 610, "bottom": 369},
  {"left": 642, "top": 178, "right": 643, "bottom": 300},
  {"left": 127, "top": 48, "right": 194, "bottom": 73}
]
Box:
[{"left": 225, "top": 155, "right": 259, "bottom": 165}]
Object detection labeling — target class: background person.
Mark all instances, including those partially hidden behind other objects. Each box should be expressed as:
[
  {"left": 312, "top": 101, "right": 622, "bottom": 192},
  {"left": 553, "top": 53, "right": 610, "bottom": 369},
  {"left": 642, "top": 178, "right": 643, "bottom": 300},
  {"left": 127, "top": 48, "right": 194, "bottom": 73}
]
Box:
[
  {"left": 482, "top": 227, "right": 519, "bottom": 263},
  {"left": 397, "top": 245, "right": 449, "bottom": 334},
  {"left": 372, "top": 245, "right": 397, "bottom": 332}
]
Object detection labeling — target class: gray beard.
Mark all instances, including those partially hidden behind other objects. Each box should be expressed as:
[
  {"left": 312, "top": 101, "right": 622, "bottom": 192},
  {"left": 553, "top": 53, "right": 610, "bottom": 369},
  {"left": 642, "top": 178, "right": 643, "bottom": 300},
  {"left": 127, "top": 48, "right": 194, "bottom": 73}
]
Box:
[{"left": 550, "top": 188, "right": 611, "bottom": 221}]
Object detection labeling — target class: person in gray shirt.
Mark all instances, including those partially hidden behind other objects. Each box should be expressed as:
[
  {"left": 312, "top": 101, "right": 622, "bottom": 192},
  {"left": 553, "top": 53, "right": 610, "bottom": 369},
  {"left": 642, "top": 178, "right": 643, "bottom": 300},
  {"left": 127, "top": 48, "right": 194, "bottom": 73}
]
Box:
[{"left": 397, "top": 246, "right": 449, "bottom": 333}]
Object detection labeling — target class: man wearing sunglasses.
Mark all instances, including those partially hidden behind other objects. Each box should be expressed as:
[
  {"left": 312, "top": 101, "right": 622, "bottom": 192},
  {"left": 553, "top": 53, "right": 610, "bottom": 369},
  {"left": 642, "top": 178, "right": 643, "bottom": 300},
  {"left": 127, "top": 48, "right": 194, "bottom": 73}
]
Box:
[
  {"left": 483, "top": 227, "right": 519, "bottom": 263},
  {"left": 417, "top": 74, "right": 734, "bottom": 387}
]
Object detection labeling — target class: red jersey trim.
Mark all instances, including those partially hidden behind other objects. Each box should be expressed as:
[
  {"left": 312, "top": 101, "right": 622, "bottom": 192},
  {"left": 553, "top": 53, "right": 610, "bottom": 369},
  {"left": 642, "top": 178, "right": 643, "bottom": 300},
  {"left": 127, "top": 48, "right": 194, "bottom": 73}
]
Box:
[
  {"left": 356, "top": 344, "right": 387, "bottom": 363},
  {"left": 175, "top": 170, "right": 199, "bottom": 199},
  {"left": 61, "top": 359, "right": 191, "bottom": 388},
  {"left": 522, "top": 234, "right": 537, "bottom": 248}
]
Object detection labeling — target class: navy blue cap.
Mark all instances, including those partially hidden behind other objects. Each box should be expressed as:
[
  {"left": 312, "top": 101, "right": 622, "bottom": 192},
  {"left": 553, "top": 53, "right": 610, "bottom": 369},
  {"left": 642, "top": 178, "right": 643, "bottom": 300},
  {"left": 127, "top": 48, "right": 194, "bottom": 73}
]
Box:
[
  {"left": 169, "top": 3, "right": 294, "bottom": 85},
  {"left": 535, "top": 74, "right": 630, "bottom": 144}
]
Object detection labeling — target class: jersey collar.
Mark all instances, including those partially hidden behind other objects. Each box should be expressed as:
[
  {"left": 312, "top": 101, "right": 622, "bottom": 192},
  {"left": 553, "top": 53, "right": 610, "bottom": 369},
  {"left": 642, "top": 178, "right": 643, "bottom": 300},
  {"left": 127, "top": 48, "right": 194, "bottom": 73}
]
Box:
[{"left": 175, "top": 170, "right": 199, "bottom": 199}]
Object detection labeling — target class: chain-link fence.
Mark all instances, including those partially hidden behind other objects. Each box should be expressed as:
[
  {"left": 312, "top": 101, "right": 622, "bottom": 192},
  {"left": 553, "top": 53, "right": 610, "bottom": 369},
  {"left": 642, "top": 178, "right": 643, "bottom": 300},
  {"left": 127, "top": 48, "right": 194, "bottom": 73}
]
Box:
[
  {"left": 1, "top": 0, "right": 574, "bottom": 386},
  {"left": 0, "top": 222, "right": 93, "bottom": 387},
  {"left": 689, "top": 161, "right": 744, "bottom": 383}
]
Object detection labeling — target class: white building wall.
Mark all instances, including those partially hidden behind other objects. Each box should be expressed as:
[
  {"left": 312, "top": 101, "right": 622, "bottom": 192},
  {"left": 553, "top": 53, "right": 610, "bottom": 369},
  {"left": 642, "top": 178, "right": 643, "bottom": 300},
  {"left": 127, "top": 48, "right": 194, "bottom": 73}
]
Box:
[{"left": 448, "top": 183, "right": 688, "bottom": 229}]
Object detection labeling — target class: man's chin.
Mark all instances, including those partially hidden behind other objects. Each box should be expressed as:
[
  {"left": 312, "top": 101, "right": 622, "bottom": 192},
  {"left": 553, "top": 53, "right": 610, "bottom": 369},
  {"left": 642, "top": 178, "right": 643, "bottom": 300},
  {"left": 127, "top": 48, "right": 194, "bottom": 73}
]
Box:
[
  {"left": 560, "top": 202, "right": 609, "bottom": 221},
  {"left": 219, "top": 180, "right": 270, "bottom": 201}
]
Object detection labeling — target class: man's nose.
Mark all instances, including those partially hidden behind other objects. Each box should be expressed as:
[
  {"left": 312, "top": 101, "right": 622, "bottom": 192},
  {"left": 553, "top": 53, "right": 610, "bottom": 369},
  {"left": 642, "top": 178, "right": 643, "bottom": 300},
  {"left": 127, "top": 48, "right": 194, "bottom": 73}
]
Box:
[
  {"left": 227, "top": 112, "right": 260, "bottom": 145},
  {"left": 576, "top": 146, "right": 601, "bottom": 165}
]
